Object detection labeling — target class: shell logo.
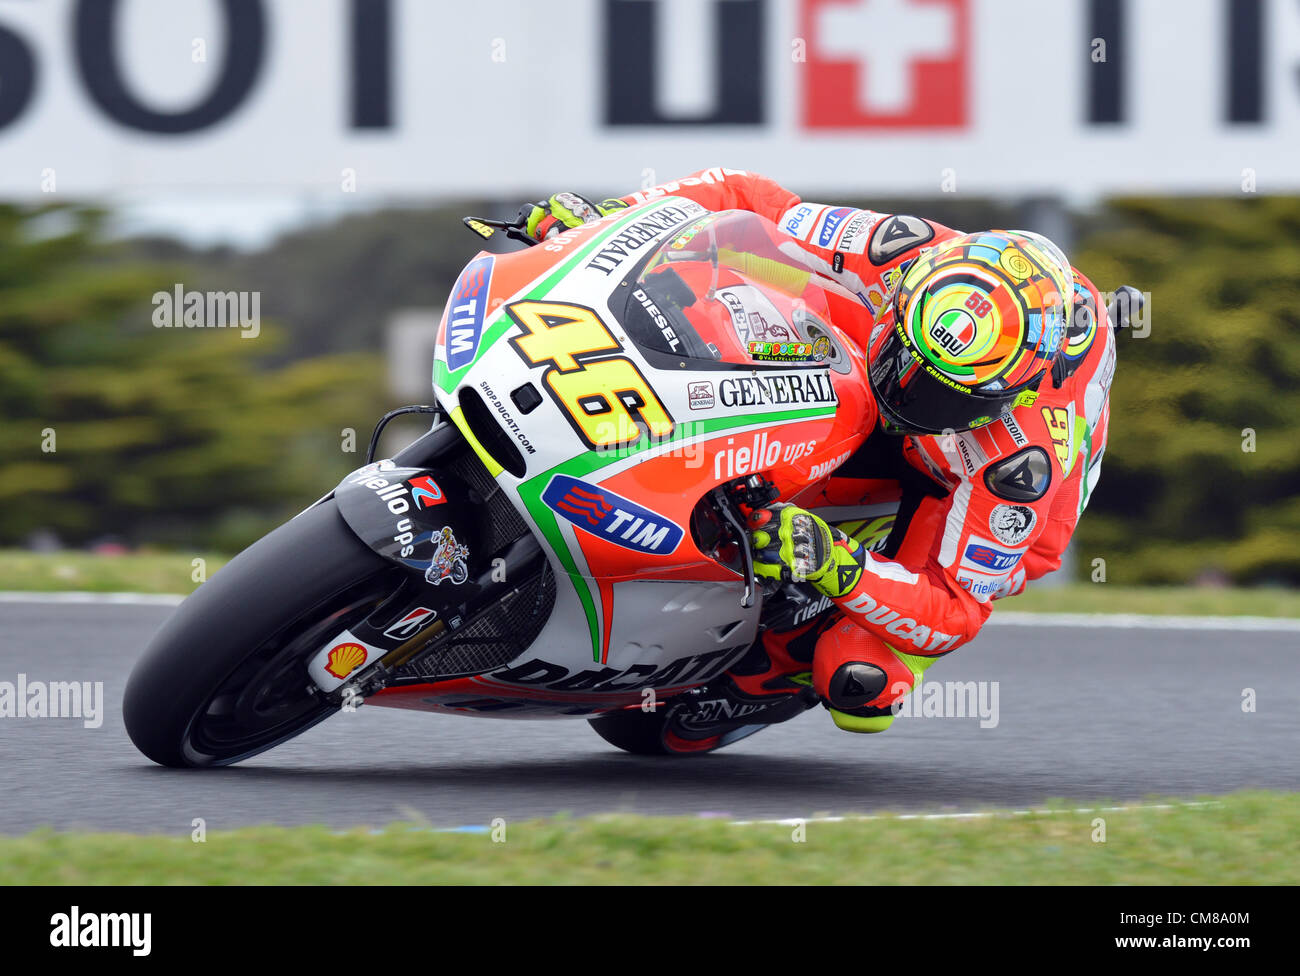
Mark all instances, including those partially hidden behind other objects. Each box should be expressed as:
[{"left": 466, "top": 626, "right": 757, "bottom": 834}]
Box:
[{"left": 324, "top": 642, "right": 368, "bottom": 679}]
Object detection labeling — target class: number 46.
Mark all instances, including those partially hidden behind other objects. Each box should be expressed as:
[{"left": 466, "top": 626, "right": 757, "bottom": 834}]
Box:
[{"left": 507, "top": 300, "right": 674, "bottom": 450}]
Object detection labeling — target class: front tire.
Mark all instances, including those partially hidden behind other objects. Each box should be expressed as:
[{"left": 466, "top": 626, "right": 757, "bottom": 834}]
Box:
[{"left": 123, "top": 500, "right": 397, "bottom": 767}]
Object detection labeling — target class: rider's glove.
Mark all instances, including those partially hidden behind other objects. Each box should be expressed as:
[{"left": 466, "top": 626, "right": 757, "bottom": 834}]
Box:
[
  {"left": 519, "top": 192, "right": 628, "bottom": 242},
  {"left": 749, "top": 504, "right": 865, "bottom": 600}
]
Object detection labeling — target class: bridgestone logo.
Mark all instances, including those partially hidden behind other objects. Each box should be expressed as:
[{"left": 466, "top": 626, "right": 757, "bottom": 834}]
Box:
[{"left": 718, "top": 371, "right": 838, "bottom": 408}]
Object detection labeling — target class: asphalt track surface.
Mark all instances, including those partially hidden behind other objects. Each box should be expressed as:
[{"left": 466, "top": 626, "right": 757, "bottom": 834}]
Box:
[{"left": 1, "top": 599, "right": 1297, "bottom": 834}]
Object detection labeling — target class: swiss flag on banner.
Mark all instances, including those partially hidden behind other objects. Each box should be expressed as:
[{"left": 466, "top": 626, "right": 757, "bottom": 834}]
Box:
[{"left": 800, "top": 0, "right": 969, "bottom": 129}]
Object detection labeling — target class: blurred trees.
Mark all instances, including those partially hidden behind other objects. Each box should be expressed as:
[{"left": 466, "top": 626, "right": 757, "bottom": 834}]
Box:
[
  {"left": 1072, "top": 196, "right": 1300, "bottom": 584},
  {"left": 124, "top": 203, "right": 502, "bottom": 361},
  {"left": 5, "top": 194, "right": 1299, "bottom": 583},
  {"left": 0, "top": 204, "right": 385, "bottom": 552}
]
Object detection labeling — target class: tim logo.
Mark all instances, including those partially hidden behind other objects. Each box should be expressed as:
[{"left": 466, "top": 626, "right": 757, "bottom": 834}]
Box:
[
  {"left": 542, "top": 475, "right": 683, "bottom": 555},
  {"left": 445, "top": 254, "right": 494, "bottom": 371},
  {"left": 816, "top": 207, "right": 854, "bottom": 247},
  {"left": 408, "top": 475, "right": 446, "bottom": 508},
  {"left": 963, "top": 543, "right": 1021, "bottom": 573}
]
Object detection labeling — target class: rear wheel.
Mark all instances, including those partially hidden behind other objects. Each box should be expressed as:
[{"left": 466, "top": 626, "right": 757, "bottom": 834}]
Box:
[
  {"left": 588, "top": 706, "right": 769, "bottom": 756},
  {"left": 123, "top": 500, "right": 398, "bottom": 767}
]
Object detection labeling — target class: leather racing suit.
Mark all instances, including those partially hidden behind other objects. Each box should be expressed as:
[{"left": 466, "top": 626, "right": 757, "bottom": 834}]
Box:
[{"left": 606, "top": 168, "right": 1117, "bottom": 731}]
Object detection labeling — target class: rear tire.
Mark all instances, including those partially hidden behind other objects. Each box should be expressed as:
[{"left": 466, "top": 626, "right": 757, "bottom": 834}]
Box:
[
  {"left": 588, "top": 706, "right": 768, "bottom": 756},
  {"left": 123, "top": 500, "right": 396, "bottom": 767},
  {"left": 588, "top": 707, "right": 674, "bottom": 755}
]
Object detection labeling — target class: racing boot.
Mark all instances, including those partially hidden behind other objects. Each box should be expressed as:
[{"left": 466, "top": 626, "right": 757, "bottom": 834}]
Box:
[
  {"left": 812, "top": 615, "right": 940, "bottom": 732},
  {"left": 659, "top": 617, "right": 830, "bottom": 752},
  {"left": 727, "top": 610, "right": 831, "bottom": 697}
]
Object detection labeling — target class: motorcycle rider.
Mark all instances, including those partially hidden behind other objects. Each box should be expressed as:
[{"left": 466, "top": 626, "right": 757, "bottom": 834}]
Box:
[{"left": 520, "top": 169, "right": 1116, "bottom": 739}]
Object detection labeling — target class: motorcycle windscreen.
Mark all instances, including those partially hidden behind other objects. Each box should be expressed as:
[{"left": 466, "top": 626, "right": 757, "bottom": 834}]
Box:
[{"left": 614, "top": 210, "right": 840, "bottom": 370}]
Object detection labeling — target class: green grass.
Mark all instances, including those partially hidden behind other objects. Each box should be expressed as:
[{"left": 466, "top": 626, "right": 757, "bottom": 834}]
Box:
[
  {"left": 2, "top": 550, "right": 1298, "bottom": 618},
  {"left": 0, "top": 550, "right": 227, "bottom": 595},
  {"left": 1, "top": 791, "right": 1296, "bottom": 885}
]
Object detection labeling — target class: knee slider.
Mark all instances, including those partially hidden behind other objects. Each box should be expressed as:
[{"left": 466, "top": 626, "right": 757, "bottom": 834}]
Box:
[{"left": 826, "top": 661, "right": 888, "bottom": 711}]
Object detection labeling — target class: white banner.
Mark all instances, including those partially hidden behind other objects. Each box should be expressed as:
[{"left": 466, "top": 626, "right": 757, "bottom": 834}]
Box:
[{"left": 0, "top": 0, "right": 1297, "bottom": 199}]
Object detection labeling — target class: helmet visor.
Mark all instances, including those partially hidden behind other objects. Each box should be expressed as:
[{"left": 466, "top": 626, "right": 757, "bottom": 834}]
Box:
[{"left": 868, "top": 321, "right": 1028, "bottom": 435}]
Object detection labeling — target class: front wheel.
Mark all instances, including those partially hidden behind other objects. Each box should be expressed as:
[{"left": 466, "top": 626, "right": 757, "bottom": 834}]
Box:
[{"left": 123, "top": 500, "right": 398, "bottom": 767}]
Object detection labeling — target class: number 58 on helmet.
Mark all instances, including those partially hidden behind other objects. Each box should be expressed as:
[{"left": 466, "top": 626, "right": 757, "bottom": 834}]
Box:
[{"left": 867, "top": 230, "right": 1075, "bottom": 435}]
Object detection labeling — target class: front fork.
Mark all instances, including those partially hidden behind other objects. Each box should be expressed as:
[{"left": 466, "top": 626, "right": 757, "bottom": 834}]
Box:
[
  {"left": 305, "top": 528, "right": 544, "bottom": 702},
  {"left": 303, "top": 415, "right": 545, "bottom": 704}
]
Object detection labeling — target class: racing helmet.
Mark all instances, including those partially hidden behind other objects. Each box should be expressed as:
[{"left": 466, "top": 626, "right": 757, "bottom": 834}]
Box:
[{"left": 867, "top": 230, "right": 1075, "bottom": 435}]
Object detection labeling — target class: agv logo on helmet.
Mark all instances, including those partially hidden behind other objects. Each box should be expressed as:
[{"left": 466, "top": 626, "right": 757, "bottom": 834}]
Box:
[{"left": 866, "top": 229, "right": 1074, "bottom": 436}]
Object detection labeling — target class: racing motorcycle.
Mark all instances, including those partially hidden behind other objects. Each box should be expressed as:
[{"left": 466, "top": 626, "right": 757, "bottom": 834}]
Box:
[{"left": 123, "top": 200, "right": 889, "bottom": 767}]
